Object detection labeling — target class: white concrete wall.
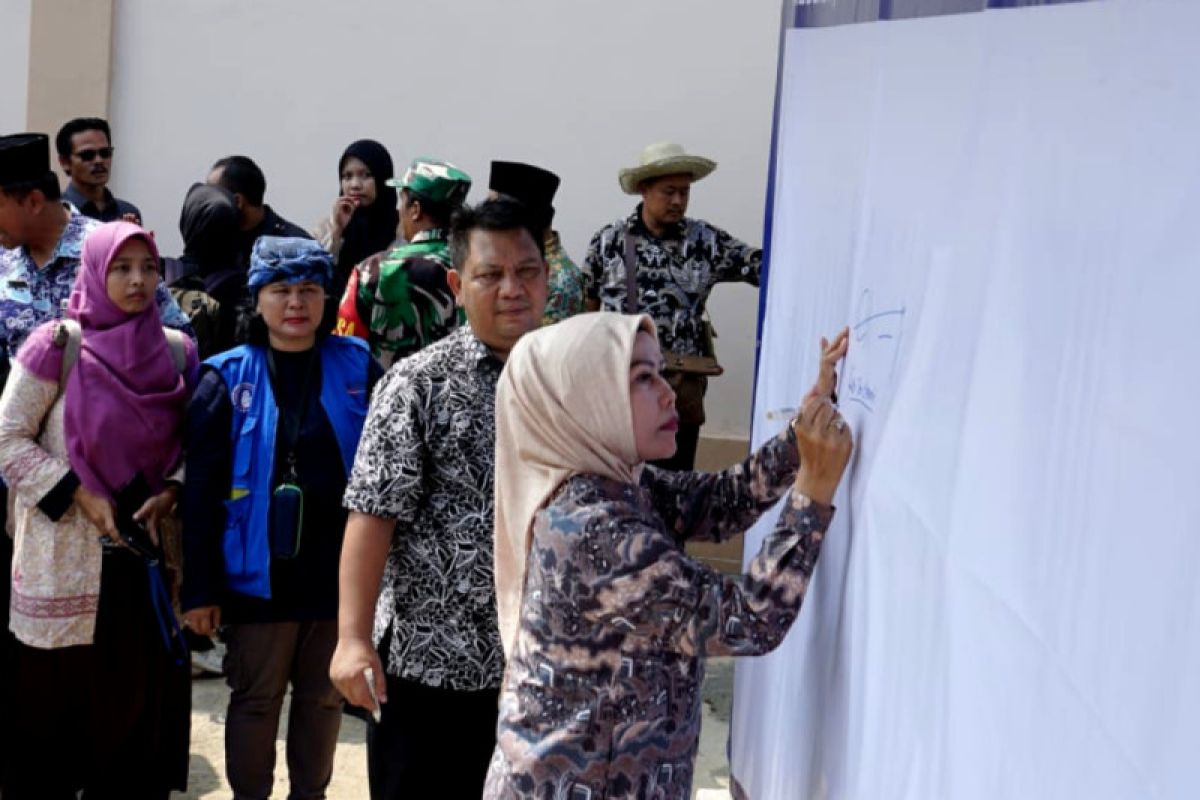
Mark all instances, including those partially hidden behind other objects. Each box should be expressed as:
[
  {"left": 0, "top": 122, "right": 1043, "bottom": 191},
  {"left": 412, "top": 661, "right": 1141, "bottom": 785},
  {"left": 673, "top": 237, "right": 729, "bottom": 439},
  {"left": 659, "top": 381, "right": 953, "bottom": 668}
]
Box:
[
  {"left": 0, "top": 0, "right": 32, "bottom": 133},
  {"left": 109, "top": 0, "right": 781, "bottom": 438}
]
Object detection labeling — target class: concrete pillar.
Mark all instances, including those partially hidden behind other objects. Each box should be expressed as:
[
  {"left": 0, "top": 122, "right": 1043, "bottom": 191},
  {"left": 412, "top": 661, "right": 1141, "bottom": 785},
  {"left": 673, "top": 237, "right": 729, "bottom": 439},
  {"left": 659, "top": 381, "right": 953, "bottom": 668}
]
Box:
[{"left": 25, "top": 0, "right": 114, "bottom": 163}]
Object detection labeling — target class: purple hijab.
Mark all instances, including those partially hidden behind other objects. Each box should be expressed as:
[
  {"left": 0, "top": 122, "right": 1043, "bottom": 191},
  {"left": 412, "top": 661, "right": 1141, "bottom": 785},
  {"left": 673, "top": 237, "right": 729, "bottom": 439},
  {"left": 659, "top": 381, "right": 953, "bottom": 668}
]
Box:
[{"left": 16, "top": 221, "right": 190, "bottom": 500}]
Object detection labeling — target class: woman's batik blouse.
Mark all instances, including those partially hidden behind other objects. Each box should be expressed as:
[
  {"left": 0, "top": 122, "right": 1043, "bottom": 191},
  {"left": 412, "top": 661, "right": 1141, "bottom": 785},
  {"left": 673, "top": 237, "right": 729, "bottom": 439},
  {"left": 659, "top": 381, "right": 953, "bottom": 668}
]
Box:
[{"left": 484, "top": 429, "right": 834, "bottom": 799}]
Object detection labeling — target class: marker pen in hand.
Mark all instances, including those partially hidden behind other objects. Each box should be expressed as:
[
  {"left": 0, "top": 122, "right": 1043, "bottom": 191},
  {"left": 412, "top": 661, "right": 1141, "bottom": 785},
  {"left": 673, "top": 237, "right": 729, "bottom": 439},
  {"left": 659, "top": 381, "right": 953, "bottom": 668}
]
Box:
[{"left": 363, "top": 666, "right": 383, "bottom": 724}]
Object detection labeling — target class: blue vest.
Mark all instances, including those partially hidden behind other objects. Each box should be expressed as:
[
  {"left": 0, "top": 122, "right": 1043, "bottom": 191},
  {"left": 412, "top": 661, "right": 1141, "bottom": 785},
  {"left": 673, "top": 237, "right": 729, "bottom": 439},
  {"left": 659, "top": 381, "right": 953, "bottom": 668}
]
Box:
[{"left": 207, "top": 336, "right": 371, "bottom": 599}]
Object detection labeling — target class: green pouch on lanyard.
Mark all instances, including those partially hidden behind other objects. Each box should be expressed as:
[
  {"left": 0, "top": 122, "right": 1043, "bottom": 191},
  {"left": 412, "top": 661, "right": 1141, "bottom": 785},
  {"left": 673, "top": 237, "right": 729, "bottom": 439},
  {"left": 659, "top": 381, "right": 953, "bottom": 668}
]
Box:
[
  {"left": 266, "top": 348, "right": 317, "bottom": 560},
  {"left": 270, "top": 481, "right": 304, "bottom": 559}
]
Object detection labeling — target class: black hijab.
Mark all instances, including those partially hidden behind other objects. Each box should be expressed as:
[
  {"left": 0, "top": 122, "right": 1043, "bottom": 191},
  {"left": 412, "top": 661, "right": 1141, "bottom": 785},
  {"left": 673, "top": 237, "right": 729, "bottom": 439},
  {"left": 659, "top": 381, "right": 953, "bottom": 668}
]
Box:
[
  {"left": 337, "top": 139, "right": 400, "bottom": 279},
  {"left": 164, "top": 182, "right": 240, "bottom": 292}
]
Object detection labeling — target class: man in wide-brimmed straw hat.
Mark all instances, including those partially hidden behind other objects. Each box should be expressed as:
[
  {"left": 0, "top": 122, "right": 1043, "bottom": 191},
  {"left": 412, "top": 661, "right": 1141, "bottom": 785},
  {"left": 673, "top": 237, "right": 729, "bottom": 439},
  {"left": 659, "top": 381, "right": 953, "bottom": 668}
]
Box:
[
  {"left": 584, "top": 141, "right": 763, "bottom": 470},
  {"left": 615, "top": 140, "right": 717, "bottom": 195}
]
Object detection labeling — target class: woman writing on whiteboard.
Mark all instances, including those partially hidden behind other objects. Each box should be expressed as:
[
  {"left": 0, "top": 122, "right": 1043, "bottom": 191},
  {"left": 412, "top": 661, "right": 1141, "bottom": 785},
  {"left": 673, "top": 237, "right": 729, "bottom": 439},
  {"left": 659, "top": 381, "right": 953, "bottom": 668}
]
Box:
[{"left": 485, "top": 312, "right": 852, "bottom": 798}]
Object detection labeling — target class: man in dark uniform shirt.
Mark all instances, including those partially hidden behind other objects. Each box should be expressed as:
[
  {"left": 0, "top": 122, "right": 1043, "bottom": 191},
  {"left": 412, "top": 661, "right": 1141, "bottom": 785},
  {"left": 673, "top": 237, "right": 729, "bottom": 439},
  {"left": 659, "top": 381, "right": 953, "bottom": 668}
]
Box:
[
  {"left": 207, "top": 155, "right": 311, "bottom": 268},
  {"left": 56, "top": 117, "right": 142, "bottom": 223}
]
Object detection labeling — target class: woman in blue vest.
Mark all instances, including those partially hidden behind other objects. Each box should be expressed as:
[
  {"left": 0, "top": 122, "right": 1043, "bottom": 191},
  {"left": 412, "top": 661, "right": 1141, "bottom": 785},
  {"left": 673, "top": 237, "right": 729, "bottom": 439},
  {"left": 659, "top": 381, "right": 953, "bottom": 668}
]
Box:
[{"left": 180, "top": 236, "right": 381, "bottom": 799}]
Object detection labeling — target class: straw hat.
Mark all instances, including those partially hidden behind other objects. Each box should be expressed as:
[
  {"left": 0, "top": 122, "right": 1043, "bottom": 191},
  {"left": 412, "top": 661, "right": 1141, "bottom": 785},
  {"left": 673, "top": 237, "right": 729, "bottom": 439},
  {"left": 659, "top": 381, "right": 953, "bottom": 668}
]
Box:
[{"left": 618, "top": 142, "right": 717, "bottom": 195}]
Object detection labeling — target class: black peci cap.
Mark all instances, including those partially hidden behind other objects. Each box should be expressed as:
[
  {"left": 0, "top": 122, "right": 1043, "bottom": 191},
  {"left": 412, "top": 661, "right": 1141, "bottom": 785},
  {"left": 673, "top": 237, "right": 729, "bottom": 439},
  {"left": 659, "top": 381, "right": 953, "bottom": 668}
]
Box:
[
  {"left": 489, "top": 161, "right": 561, "bottom": 227},
  {"left": 0, "top": 133, "right": 54, "bottom": 187}
]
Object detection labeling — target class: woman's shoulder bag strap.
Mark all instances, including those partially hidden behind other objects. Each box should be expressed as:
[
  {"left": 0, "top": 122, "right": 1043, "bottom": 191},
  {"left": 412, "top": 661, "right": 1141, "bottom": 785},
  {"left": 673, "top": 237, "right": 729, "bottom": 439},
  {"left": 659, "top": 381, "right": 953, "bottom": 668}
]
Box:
[
  {"left": 622, "top": 228, "right": 639, "bottom": 314},
  {"left": 54, "top": 320, "right": 82, "bottom": 388},
  {"left": 163, "top": 328, "right": 187, "bottom": 373},
  {"left": 55, "top": 320, "right": 188, "bottom": 388}
]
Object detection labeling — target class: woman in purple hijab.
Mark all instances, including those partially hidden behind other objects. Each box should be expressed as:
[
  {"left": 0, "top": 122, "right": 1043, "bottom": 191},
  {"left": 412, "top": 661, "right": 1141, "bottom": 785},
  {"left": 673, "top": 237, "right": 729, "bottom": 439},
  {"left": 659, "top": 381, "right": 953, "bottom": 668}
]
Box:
[{"left": 0, "top": 220, "right": 197, "bottom": 798}]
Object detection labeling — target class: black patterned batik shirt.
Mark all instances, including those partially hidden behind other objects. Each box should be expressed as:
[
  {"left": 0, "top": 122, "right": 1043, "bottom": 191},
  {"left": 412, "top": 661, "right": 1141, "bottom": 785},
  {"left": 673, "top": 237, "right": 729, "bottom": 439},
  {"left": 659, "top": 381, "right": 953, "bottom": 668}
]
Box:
[
  {"left": 583, "top": 205, "right": 762, "bottom": 356},
  {"left": 343, "top": 325, "right": 506, "bottom": 691}
]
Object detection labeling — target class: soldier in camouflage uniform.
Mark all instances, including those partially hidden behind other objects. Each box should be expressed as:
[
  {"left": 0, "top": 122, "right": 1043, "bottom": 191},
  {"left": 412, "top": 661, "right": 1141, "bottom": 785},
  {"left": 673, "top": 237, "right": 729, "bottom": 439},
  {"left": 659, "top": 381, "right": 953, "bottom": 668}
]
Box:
[{"left": 336, "top": 157, "right": 471, "bottom": 369}]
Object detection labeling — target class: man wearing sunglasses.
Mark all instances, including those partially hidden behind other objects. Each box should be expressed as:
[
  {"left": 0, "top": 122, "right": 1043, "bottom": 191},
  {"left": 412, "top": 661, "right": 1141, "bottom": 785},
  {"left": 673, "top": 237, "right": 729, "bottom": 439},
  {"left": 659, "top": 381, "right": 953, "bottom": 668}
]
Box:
[{"left": 55, "top": 117, "right": 142, "bottom": 224}]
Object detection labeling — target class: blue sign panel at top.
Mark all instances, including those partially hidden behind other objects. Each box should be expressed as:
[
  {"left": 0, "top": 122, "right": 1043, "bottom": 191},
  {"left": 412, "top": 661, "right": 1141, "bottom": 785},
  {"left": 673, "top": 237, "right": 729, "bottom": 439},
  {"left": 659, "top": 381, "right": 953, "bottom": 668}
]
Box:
[{"left": 792, "top": 0, "right": 1093, "bottom": 28}]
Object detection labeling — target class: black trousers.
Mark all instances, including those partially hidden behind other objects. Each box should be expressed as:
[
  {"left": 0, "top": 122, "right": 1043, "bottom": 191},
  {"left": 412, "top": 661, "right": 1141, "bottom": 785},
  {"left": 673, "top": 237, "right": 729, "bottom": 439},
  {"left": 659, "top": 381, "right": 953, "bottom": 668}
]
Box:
[
  {"left": 367, "top": 672, "right": 500, "bottom": 800},
  {"left": 2, "top": 550, "right": 190, "bottom": 800}
]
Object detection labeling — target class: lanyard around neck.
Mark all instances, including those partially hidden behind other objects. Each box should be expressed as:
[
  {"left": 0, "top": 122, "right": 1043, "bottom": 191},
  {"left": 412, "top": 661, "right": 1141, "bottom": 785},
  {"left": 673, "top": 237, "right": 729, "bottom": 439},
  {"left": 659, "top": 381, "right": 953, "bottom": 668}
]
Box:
[{"left": 266, "top": 346, "right": 318, "bottom": 482}]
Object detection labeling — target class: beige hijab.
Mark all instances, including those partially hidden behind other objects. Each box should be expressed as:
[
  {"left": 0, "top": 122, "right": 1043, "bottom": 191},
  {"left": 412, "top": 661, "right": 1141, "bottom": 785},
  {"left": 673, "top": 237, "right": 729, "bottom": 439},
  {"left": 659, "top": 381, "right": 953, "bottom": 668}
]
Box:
[{"left": 493, "top": 311, "right": 656, "bottom": 657}]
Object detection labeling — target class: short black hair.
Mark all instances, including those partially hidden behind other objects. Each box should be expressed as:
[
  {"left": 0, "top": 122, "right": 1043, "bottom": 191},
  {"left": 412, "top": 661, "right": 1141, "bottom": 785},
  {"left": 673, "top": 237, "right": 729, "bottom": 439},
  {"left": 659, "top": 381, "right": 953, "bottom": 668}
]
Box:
[
  {"left": 402, "top": 188, "right": 456, "bottom": 230},
  {"left": 211, "top": 155, "right": 266, "bottom": 206},
  {"left": 0, "top": 172, "right": 62, "bottom": 202},
  {"left": 55, "top": 118, "right": 112, "bottom": 158},
  {"left": 448, "top": 198, "right": 545, "bottom": 272}
]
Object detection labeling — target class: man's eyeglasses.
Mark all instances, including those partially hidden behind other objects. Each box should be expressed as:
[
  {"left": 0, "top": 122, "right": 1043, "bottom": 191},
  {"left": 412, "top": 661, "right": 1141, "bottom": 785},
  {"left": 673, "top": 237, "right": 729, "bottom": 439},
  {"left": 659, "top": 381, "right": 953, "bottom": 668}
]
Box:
[{"left": 73, "top": 147, "right": 114, "bottom": 162}]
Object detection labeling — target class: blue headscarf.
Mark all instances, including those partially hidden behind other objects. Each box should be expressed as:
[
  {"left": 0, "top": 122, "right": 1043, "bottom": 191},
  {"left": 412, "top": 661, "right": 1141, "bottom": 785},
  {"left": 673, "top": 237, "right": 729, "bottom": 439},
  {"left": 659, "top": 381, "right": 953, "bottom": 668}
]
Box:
[{"left": 248, "top": 236, "right": 334, "bottom": 292}]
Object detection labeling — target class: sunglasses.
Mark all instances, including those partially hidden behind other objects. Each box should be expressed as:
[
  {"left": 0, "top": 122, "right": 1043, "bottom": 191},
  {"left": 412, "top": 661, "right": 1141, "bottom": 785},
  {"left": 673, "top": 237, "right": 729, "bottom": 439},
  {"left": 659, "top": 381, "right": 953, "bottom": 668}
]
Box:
[{"left": 73, "top": 147, "right": 114, "bottom": 162}]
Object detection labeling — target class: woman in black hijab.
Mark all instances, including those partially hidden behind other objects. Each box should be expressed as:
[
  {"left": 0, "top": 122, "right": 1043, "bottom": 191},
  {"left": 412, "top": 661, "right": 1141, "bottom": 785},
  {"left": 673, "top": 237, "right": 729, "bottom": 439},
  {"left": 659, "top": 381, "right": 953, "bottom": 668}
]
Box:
[
  {"left": 313, "top": 139, "right": 401, "bottom": 304},
  {"left": 163, "top": 182, "right": 244, "bottom": 358}
]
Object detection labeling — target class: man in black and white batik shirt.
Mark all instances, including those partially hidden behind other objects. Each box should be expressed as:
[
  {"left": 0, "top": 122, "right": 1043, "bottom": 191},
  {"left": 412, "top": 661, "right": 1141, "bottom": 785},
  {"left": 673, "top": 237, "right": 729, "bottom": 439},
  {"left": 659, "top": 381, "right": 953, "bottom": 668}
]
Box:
[
  {"left": 584, "top": 142, "right": 762, "bottom": 472},
  {"left": 331, "top": 199, "right": 549, "bottom": 800}
]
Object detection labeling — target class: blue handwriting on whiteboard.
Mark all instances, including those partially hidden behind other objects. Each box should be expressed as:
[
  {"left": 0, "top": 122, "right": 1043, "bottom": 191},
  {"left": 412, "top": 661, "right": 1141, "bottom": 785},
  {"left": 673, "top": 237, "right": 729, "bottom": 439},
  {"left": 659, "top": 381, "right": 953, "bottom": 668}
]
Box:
[{"left": 845, "top": 290, "right": 905, "bottom": 413}]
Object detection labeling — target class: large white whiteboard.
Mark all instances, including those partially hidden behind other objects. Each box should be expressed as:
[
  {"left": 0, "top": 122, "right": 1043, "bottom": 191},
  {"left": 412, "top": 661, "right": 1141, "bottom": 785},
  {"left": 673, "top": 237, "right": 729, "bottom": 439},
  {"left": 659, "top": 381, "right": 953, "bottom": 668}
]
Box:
[{"left": 732, "top": 2, "right": 1200, "bottom": 798}]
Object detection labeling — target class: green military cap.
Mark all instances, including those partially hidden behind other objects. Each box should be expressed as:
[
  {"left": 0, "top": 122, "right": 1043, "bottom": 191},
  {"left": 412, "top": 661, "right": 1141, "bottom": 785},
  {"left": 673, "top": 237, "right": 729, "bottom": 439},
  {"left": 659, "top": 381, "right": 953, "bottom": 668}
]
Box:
[{"left": 387, "top": 157, "right": 472, "bottom": 206}]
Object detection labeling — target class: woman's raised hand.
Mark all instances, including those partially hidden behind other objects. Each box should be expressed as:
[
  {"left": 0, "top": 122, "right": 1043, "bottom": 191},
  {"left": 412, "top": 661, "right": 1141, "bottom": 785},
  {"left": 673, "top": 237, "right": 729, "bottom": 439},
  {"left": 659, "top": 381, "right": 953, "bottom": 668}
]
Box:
[
  {"left": 787, "top": 328, "right": 852, "bottom": 504},
  {"left": 330, "top": 195, "right": 358, "bottom": 236},
  {"left": 804, "top": 326, "right": 849, "bottom": 403},
  {"left": 792, "top": 396, "right": 853, "bottom": 505}
]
